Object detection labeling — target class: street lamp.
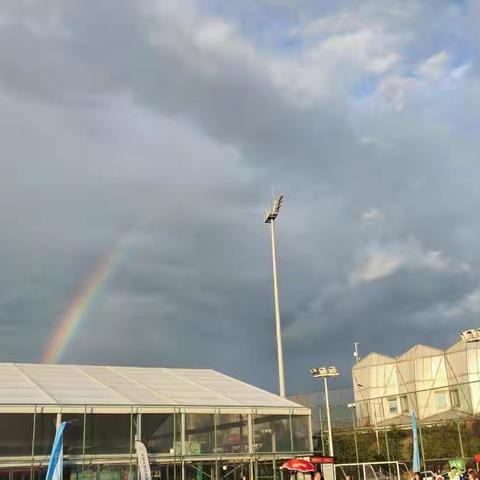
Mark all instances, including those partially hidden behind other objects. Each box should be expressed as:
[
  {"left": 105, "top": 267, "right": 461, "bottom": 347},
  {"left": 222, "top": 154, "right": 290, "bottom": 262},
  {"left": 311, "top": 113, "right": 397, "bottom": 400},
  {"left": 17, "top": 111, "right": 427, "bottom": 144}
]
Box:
[
  {"left": 265, "top": 195, "right": 286, "bottom": 397},
  {"left": 310, "top": 366, "right": 339, "bottom": 457},
  {"left": 347, "top": 402, "right": 360, "bottom": 476}
]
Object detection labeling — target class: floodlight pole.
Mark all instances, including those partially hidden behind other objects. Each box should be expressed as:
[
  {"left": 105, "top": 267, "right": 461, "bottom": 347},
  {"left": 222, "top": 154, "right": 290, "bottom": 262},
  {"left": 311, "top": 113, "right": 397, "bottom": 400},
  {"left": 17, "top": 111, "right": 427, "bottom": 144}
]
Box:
[
  {"left": 310, "top": 367, "right": 338, "bottom": 458},
  {"left": 265, "top": 196, "right": 286, "bottom": 398},
  {"left": 323, "top": 377, "right": 334, "bottom": 457},
  {"left": 270, "top": 219, "right": 286, "bottom": 398}
]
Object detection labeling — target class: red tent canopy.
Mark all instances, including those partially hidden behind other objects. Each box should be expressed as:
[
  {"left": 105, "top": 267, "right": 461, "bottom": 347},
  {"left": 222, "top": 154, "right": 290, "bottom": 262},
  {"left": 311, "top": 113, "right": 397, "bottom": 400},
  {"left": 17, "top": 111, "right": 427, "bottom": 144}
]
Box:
[{"left": 280, "top": 459, "right": 315, "bottom": 472}]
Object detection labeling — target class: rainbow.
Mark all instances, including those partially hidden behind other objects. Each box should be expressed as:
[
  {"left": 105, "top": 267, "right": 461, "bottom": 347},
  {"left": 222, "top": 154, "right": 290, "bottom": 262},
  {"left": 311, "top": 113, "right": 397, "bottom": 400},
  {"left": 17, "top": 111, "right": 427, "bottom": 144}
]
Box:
[{"left": 42, "top": 245, "right": 122, "bottom": 364}]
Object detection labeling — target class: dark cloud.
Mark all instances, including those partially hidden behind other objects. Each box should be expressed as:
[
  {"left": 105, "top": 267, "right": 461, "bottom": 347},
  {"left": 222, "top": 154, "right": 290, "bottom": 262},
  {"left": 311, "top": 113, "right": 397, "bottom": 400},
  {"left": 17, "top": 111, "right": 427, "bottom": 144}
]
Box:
[{"left": 0, "top": 0, "right": 479, "bottom": 394}]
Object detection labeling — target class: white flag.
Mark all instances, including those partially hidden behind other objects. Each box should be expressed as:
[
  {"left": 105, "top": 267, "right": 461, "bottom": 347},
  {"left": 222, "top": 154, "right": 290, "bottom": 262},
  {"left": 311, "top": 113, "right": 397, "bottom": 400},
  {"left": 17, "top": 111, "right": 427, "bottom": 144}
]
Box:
[{"left": 135, "top": 441, "right": 152, "bottom": 480}]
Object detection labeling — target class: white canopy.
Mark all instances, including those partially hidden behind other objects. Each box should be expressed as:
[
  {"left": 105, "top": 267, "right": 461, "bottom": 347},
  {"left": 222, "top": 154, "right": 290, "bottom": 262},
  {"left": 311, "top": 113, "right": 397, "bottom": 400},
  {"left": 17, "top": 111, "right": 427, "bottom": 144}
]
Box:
[{"left": 0, "top": 363, "right": 305, "bottom": 410}]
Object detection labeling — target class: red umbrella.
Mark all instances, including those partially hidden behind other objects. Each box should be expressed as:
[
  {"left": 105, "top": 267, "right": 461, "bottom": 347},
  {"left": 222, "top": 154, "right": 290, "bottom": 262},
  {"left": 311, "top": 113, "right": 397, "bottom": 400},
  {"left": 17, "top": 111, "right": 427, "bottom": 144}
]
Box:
[
  {"left": 226, "top": 433, "right": 242, "bottom": 444},
  {"left": 280, "top": 459, "right": 315, "bottom": 473}
]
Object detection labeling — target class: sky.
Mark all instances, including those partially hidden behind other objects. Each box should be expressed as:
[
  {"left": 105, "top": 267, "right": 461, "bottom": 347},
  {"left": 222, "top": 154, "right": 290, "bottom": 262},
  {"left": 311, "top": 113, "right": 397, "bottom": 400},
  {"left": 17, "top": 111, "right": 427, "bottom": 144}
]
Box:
[{"left": 0, "top": 0, "right": 479, "bottom": 394}]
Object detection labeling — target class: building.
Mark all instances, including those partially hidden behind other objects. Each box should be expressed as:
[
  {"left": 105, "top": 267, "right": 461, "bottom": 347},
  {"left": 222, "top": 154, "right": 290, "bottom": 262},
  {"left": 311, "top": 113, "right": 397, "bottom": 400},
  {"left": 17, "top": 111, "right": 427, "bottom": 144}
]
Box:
[
  {"left": 0, "top": 363, "right": 312, "bottom": 480},
  {"left": 352, "top": 330, "right": 480, "bottom": 427}
]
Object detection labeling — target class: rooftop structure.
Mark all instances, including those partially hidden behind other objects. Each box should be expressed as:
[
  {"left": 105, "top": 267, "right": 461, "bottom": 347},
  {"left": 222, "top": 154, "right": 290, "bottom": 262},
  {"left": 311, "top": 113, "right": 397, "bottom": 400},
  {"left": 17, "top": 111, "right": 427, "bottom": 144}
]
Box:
[
  {"left": 352, "top": 330, "right": 480, "bottom": 427},
  {"left": 0, "top": 364, "right": 300, "bottom": 409}
]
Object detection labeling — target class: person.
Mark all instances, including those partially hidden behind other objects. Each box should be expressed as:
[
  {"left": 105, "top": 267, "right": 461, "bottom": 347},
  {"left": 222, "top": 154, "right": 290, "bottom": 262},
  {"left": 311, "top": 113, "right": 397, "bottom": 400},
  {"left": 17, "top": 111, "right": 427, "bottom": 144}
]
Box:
[
  {"left": 434, "top": 468, "right": 444, "bottom": 480},
  {"left": 449, "top": 467, "right": 461, "bottom": 480},
  {"left": 468, "top": 469, "right": 478, "bottom": 480},
  {"left": 412, "top": 472, "right": 422, "bottom": 480}
]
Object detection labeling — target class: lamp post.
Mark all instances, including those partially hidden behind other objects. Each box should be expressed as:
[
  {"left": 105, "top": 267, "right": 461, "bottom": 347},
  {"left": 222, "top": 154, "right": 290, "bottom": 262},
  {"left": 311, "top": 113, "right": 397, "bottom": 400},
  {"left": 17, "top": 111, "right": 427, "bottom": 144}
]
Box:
[
  {"left": 265, "top": 195, "right": 286, "bottom": 397},
  {"left": 310, "top": 367, "right": 339, "bottom": 457},
  {"left": 348, "top": 402, "right": 360, "bottom": 478}
]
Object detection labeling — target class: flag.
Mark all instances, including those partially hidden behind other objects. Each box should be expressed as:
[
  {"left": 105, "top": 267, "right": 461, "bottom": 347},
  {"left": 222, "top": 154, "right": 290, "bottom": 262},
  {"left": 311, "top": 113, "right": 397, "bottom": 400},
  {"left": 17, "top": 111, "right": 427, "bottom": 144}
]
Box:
[
  {"left": 46, "top": 422, "right": 67, "bottom": 480},
  {"left": 412, "top": 411, "right": 420, "bottom": 472},
  {"left": 135, "top": 441, "right": 152, "bottom": 480}
]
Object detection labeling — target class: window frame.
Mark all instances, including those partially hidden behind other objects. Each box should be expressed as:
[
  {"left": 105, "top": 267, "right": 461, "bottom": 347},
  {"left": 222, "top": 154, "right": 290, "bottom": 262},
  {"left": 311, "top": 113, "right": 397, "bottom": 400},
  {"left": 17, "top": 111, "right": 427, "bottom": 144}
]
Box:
[
  {"left": 435, "top": 390, "right": 449, "bottom": 409},
  {"left": 450, "top": 389, "right": 460, "bottom": 408},
  {"left": 387, "top": 397, "right": 399, "bottom": 416}
]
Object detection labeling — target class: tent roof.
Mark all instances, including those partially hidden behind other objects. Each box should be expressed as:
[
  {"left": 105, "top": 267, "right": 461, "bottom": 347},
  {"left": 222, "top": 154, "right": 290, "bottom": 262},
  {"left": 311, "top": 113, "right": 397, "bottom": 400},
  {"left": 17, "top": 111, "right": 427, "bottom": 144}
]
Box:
[
  {"left": 0, "top": 363, "right": 303, "bottom": 409},
  {"left": 447, "top": 339, "right": 480, "bottom": 353},
  {"left": 354, "top": 352, "right": 394, "bottom": 368},
  {"left": 397, "top": 344, "right": 443, "bottom": 360}
]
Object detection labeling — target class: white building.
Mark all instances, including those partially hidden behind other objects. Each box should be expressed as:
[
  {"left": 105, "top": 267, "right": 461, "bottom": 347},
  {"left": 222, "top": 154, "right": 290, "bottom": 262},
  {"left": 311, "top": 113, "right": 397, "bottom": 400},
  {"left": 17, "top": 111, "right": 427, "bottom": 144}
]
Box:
[
  {"left": 0, "top": 363, "right": 312, "bottom": 480},
  {"left": 352, "top": 330, "right": 480, "bottom": 427}
]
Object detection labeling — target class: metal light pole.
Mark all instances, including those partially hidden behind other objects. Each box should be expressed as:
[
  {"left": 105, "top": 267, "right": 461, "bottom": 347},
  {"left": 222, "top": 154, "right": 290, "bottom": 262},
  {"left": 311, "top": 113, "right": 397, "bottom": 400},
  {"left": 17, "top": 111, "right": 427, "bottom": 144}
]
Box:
[
  {"left": 265, "top": 195, "right": 286, "bottom": 397},
  {"left": 310, "top": 366, "right": 339, "bottom": 458},
  {"left": 323, "top": 376, "right": 334, "bottom": 457},
  {"left": 348, "top": 402, "right": 361, "bottom": 479},
  {"left": 353, "top": 342, "right": 360, "bottom": 364}
]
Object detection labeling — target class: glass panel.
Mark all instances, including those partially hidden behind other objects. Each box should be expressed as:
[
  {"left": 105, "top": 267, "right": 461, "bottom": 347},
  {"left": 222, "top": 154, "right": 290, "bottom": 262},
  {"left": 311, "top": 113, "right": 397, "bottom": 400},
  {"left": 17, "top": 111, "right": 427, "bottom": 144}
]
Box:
[
  {"left": 34, "top": 414, "right": 56, "bottom": 456},
  {"left": 256, "top": 460, "right": 275, "bottom": 480},
  {"left": 98, "top": 466, "right": 124, "bottom": 480},
  {"left": 63, "top": 465, "right": 82, "bottom": 480},
  {"left": 215, "top": 414, "right": 249, "bottom": 454},
  {"left": 0, "top": 470, "right": 9, "bottom": 480},
  {"left": 77, "top": 467, "right": 98, "bottom": 480},
  {"left": 0, "top": 414, "right": 33, "bottom": 456},
  {"left": 451, "top": 389, "right": 460, "bottom": 408},
  {"left": 291, "top": 415, "right": 310, "bottom": 452},
  {"left": 141, "top": 414, "right": 178, "bottom": 455},
  {"left": 63, "top": 413, "right": 85, "bottom": 456},
  {"left": 33, "top": 469, "right": 46, "bottom": 480},
  {"left": 185, "top": 414, "right": 215, "bottom": 455},
  {"left": 253, "top": 415, "right": 291, "bottom": 453},
  {"left": 165, "top": 465, "right": 181, "bottom": 480},
  {"left": 11, "top": 471, "right": 30, "bottom": 480},
  {"left": 74, "top": 465, "right": 98, "bottom": 480},
  {"left": 387, "top": 398, "right": 398, "bottom": 415},
  {"left": 435, "top": 392, "right": 448, "bottom": 409},
  {"left": 84, "top": 414, "right": 132, "bottom": 454},
  {"left": 185, "top": 463, "right": 215, "bottom": 480}
]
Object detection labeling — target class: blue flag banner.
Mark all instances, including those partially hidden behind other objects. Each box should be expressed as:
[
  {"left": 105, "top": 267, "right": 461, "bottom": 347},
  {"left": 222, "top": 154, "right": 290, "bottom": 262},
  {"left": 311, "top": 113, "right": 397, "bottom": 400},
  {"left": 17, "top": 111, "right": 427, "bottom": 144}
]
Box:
[
  {"left": 412, "top": 411, "right": 420, "bottom": 473},
  {"left": 46, "top": 422, "right": 67, "bottom": 480}
]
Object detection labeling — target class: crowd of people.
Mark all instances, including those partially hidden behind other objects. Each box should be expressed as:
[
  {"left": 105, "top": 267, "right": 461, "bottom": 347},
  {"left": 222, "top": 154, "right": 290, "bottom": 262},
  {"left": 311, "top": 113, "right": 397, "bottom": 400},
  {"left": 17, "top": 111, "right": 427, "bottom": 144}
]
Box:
[{"left": 412, "top": 467, "right": 479, "bottom": 480}]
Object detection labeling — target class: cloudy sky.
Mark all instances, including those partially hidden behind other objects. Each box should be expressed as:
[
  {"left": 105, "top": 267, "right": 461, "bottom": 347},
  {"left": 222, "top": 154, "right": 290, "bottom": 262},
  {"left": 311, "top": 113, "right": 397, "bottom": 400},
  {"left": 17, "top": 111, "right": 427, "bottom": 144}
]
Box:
[{"left": 1, "top": 0, "right": 479, "bottom": 394}]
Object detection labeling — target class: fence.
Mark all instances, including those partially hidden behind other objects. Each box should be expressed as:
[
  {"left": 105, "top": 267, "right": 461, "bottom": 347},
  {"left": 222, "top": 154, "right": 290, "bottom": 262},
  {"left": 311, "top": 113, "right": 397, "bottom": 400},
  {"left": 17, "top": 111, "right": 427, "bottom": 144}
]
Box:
[
  {"left": 335, "top": 461, "right": 404, "bottom": 480},
  {"left": 289, "top": 386, "right": 480, "bottom": 472}
]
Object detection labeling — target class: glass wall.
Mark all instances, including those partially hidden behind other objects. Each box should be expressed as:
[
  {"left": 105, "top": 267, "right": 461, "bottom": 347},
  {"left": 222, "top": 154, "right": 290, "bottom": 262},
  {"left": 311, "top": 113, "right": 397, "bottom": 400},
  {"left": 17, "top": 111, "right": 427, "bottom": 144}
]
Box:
[
  {"left": 290, "top": 415, "right": 310, "bottom": 452},
  {"left": 142, "top": 414, "right": 178, "bottom": 455},
  {"left": 11, "top": 471, "right": 31, "bottom": 480},
  {"left": 215, "top": 414, "right": 248, "bottom": 454},
  {"left": 34, "top": 414, "right": 57, "bottom": 456},
  {"left": 63, "top": 413, "right": 85, "bottom": 456},
  {"left": 0, "top": 411, "right": 311, "bottom": 460},
  {"left": 84, "top": 414, "right": 132, "bottom": 455},
  {"left": 253, "top": 415, "right": 291, "bottom": 453},
  {"left": 185, "top": 463, "right": 215, "bottom": 480},
  {"left": 185, "top": 414, "right": 215, "bottom": 455},
  {"left": 0, "top": 414, "right": 33, "bottom": 456}
]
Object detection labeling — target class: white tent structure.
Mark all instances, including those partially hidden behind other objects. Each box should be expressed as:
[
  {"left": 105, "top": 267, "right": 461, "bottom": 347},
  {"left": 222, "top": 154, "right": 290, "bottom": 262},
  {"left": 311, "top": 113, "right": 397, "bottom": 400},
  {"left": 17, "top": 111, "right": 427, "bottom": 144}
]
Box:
[
  {"left": 352, "top": 330, "right": 480, "bottom": 427},
  {"left": 0, "top": 363, "right": 312, "bottom": 480}
]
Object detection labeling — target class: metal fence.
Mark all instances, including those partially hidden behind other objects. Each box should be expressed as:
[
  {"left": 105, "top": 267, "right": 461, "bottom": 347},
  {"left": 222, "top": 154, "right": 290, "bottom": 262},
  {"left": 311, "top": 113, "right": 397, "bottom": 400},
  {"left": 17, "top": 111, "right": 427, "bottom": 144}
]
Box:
[{"left": 289, "top": 387, "right": 480, "bottom": 472}]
